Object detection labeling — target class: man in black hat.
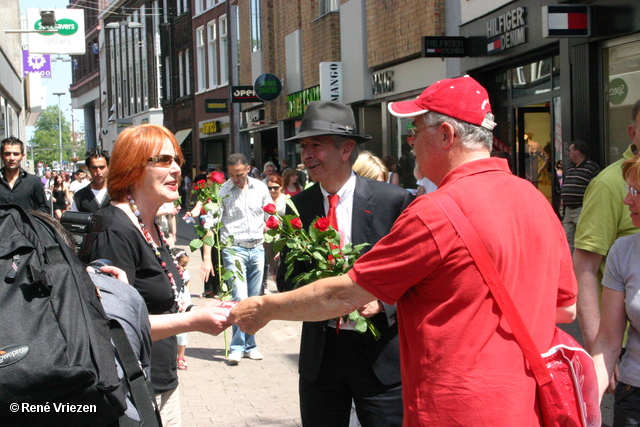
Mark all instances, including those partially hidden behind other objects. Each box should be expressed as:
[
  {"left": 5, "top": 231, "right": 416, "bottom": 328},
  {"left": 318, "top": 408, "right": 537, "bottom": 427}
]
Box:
[{"left": 276, "top": 101, "right": 412, "bottom": 427}]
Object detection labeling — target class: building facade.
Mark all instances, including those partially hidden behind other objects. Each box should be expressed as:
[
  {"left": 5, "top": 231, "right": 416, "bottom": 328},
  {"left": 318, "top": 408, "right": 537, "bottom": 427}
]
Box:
[
  {"left": 457, "top": 0, "right": 640, "bottom": 214},
  {"left": 1, "top": 1, "right": 26, "bottom": 144}
]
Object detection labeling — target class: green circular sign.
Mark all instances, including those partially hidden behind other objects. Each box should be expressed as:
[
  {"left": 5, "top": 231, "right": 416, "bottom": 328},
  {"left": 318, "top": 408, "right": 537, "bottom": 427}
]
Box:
[
  {"left": 34, "top": 18, "right": 79, "bottom": 36},
  {"left": 254, "top": 73, "right": 282, "bottom": 102},
  {"left": 609, "top": 77, "right": 628, "bottom": 105}
]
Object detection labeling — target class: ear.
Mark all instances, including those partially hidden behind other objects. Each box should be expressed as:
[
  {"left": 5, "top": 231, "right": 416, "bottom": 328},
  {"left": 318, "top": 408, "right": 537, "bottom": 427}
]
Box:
[
  {"left": 440, "top": 122, "right": 456, "bottom": 149},
  {"left": 629, "top": 123, "right": 636, "bottom": 141},
  {"left": 341, "top": 140, "right": 356, "bottom": 162}
]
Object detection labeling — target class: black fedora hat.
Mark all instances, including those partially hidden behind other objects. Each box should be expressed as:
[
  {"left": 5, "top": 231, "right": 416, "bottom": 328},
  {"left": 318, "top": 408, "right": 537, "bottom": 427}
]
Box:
[{"left": 284, "top": 101, "right": 371, "bottom": 143}]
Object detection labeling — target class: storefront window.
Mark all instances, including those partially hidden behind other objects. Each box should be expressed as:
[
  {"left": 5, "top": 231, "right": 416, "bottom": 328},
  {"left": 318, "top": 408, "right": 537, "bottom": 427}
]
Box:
[
  {"left": 510, "top": 57, "right": 555, "bottom": 98},
  {"left": 604, "top": 38, "right": 640, "bottom": 164}
]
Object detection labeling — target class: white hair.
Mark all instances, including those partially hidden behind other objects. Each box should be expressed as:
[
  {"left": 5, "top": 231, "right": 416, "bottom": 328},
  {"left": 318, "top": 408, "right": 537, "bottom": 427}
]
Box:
[{"left": 422, "top": 112, "right": 494, "bottom": 151}]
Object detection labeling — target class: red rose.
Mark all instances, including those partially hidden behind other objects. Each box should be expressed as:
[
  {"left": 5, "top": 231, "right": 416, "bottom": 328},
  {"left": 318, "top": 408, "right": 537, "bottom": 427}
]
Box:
[
  {"left": 266, "top": 216, "right": 280, "bottom": 230},
  {"left": 314, "top": 217, "right": 330, "bottom": 232},
  {"left": 263, "top": 203, "right": 277, "bottom": 215},
  {"left": 290, "top": 217, "right": 303, "bottom": 230},
  {"left": 209, "top": 171, "right": 226, "bottom": 184},
  {"left": 197, "top": 179, "right": 206, "bottom": 186}
]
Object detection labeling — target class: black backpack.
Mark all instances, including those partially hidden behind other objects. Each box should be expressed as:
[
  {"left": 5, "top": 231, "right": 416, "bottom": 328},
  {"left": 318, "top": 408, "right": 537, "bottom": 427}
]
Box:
[{"left": 0, "top": 204, "right": 128, "bottom": 426}]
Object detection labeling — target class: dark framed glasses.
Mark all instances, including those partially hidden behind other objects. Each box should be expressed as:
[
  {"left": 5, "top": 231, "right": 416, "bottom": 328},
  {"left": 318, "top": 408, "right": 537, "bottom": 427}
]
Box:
[
  {"left": 148, "top": 154, "right": 182, "bottom": 167},
  {"left": 268, "top": 186, "right": 281, "bottom": 191}
]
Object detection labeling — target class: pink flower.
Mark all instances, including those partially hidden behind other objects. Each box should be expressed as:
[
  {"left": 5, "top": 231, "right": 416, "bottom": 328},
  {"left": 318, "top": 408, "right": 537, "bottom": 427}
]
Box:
[
  {"left": 266, "top": 216, "right": 280, "bottom": 230},
  {"left": 263, "top": 203, "right": 277, "bottom": 215},
  {"left": 210, "top": 171, "right": 226, "bottom": 184},
  {"left": 314, "top": 217, "right": 330, "bottom": 232},
  {"left": 290, "top": 217, "right": 303, "bottom": 230}
]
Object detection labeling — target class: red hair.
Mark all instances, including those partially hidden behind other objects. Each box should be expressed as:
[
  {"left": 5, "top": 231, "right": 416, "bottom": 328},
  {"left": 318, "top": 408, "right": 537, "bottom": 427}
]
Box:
[
  {"left": 266, "top": 174, "right": 284, "bottom": 187},
  {"left": 107, "top": 124, "right": 184, "bottom": 202}
]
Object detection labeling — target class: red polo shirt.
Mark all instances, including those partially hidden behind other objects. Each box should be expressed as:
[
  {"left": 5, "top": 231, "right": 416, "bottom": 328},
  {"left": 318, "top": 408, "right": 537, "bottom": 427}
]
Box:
[{"left": 349, "top": 158, "right": 576, "bottom": 427}]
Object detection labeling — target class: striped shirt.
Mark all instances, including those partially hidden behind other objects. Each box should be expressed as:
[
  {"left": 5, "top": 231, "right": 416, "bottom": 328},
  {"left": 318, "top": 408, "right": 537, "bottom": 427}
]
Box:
[
  {"left": 205, "top": 176, "right": 271, "bottom": 243},
  {"left": 561, "top": 159, "right": 600, "bottom": 208}
]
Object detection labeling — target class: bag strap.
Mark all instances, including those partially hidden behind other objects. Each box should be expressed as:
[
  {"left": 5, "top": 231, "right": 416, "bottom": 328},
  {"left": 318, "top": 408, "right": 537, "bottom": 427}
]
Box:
[
  {"left": 109, "top": 319, "right": 162, "bottom": 427},
  {"left": 429, "top": 192, "right": 552, "bottom": 386}
]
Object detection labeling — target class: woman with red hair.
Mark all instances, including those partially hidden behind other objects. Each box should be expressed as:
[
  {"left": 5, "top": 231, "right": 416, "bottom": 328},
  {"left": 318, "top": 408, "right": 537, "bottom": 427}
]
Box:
[{"left": 90, "top": 124, "right": 230, "bottom": 426}]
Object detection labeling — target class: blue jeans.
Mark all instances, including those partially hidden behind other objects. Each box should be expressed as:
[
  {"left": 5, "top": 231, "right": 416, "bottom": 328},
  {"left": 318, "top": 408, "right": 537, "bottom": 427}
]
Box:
[{"left": 222, "top": 245, "right": 265, "bottom": 354}]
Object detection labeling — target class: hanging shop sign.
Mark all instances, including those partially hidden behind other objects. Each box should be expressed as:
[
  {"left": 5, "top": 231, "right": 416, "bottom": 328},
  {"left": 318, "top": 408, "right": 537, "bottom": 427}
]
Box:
[
  {"left": 287, "top": 86, "right": 321, "bottom": 118},
  {"left": 422, "top": 37, "right": 466, "bottom": 57},
  {"left": 231, "top": 86, "right": 260, "bottom": 103},
  {"left": 205, "top": 99, "right": 228, "bottom": 114},
  {"left": 319, "top": 62, "right": 342, "bottom": 103},
  {"left": 542, "top": 6, "right": 590, "bottom": 38},
  {"left": 485, "top": 7, "right": 527, "bottom": 55},
  {"left": 23, "top": 50, "right": 51, "bottom": 78},
  {"left": 27, "top": 9, "right": 86, "bottom": 55},
  {"left": 254, "top": 74, "right": 282, "bottom": 102}
]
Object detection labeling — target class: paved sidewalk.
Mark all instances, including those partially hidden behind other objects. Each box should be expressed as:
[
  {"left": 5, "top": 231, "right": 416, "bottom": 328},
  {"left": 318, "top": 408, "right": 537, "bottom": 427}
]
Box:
[{"left": 175, "top": 219, "right": 302, "bottom": 427}]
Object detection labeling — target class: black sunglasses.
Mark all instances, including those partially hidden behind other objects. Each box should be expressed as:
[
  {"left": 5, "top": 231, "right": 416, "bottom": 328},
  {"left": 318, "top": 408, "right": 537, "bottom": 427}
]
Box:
[{"left": 268, "top": 186, "right": 281, "bottom": 191}]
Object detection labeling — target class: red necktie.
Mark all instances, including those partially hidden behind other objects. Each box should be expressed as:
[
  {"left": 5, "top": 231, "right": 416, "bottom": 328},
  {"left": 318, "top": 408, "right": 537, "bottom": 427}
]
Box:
[{"left": 327, "top": 194, "right": 341, "bottom": 247}]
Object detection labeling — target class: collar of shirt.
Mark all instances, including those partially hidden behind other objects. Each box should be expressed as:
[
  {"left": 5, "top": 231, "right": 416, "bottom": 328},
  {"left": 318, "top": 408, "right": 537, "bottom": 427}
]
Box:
[{"left": 319, "top": 172, "right": 356, "bottom": 245}]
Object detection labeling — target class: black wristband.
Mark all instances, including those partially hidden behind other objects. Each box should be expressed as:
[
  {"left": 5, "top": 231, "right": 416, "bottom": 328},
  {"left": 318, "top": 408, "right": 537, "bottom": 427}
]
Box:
[{"left": 185, "top": 304, "right": 196, "bottom": 312}]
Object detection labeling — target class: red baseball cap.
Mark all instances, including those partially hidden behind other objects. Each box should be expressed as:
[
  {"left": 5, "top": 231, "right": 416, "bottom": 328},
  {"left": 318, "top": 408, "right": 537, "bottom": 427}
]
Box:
[{"left": 387, "top": 75, "right": 496, "bottom": 130}]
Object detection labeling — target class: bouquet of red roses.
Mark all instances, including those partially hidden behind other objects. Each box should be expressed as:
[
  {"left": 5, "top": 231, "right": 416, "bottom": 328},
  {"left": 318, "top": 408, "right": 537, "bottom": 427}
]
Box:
[{"left": 263, "top": 199, "right": 380, "bottom": 339}]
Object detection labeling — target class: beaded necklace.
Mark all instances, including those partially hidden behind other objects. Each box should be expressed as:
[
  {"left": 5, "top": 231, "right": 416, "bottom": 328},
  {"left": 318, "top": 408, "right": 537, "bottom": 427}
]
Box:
[{"left": 128, "top": 195, "right": 185, "bottom": 311}]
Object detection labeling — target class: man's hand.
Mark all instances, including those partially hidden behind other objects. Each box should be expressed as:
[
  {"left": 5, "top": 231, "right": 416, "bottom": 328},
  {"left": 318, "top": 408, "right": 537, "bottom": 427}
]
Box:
[
  {"left": 358, "top": 300, "right": 384, "bottom": 318},
  {"left": 229, "top": 296, "right": 269, "bottom": 335},
  {"left": 200, "top": 257, "right": 215, "bottom": 282}
]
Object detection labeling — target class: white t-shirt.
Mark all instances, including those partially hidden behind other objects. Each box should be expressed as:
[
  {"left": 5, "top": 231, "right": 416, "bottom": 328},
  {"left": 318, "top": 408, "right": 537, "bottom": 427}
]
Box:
[
  {"left": 417, "top": 177, "right": 438, "bottom": 194},
  {"left": 69, "top": 179, "right": 90, "bottom": 193}
]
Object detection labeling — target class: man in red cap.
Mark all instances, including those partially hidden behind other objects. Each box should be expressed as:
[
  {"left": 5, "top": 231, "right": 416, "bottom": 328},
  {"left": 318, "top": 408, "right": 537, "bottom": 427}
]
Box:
[{"left": 230, "top": 76, "right": 578, "bottom": 425}]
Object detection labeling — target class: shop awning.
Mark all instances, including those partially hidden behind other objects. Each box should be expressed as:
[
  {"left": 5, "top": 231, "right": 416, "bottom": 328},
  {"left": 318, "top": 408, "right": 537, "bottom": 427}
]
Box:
[{"left": 174, "top": 129, "right": 192, "bottom": 145}]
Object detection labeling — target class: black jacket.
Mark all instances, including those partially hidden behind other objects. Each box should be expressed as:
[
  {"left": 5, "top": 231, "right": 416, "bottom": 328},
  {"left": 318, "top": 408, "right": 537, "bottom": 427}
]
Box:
[
  {"left": 73, "top": 185, "right": 111, "bottom": 213},
  {"left": 277, "top": 175, "right": 413, "bottom": 385},
  {"left": 0, "top": 168, "right": 49, "bottom": 214}
]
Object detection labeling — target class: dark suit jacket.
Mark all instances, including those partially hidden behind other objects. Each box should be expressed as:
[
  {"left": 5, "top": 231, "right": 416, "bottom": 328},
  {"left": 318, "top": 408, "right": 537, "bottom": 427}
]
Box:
[
  {"left": 73, "top": 185, "right": 111, "bottom": 213},
  {"left": 277, "top": 175, "right": 413, "bottom": 385}
]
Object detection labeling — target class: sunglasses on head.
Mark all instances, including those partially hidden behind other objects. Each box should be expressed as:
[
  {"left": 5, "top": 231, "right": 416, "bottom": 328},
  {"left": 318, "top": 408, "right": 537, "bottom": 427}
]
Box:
[{"left": 148, "top": 154, "right": 182, "bottom": 167}]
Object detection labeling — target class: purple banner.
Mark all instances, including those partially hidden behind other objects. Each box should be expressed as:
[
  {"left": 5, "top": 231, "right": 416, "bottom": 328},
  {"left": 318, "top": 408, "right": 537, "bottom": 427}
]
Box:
[{"left": 23, "top": 50, "right": 52, "bottom": 78}]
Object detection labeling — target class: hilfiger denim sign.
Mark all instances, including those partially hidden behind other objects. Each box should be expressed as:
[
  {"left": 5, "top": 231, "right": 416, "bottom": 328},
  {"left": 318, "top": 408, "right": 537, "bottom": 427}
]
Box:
[
  {"left": 485, "top": 7, "right": 527, "bottom": 55},
  {"left": 542, "top": 6, "right": 590, "bottom": 38}
]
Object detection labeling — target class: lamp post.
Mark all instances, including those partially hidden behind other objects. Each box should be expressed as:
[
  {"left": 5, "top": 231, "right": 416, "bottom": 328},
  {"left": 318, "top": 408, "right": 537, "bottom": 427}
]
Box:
[{"left": 53, "top": 92, "right": 65, "bottom": 169}]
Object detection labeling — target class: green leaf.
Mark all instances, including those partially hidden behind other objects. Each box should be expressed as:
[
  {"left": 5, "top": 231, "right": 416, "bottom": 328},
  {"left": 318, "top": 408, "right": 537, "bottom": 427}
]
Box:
[
  {"left": 202, "top": 236, "right": 215, "bottom": 247},
  {"left": 189, "top": 239, "right": 203, "bottom": 251},
  {"left": 194, "top": 224, "right": 208, "bottom": 237},
  {"left": 272, "top": 238, "right": 288, "bottom": 254},
  {"left": 355, "top": 316, "right": 368, "bottom": 333},
  {"left": 348, "top": 310, "right": 360, "bottom": 321},
  {"left": 285, "top": 197, "right": 300, "bottom": 216},
  {"left": 204, "top": 201, "right": 218, "bottom": 212},
  {"left": 221, "top": 271, "right": 234, "bottom": 281}
]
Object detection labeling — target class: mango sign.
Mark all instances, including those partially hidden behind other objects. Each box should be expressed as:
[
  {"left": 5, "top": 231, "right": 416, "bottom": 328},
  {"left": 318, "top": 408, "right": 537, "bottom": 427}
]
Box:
[
  {"left": 34, "top": 18, "right": 80, "bottom": 36},
  {"left": 27, "top": 9, "right": 86, "bottom": 55}
]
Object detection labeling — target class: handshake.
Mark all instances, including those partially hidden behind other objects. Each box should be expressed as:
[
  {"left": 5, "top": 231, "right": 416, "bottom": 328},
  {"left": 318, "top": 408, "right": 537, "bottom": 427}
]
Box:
[{"left": 195, "top": 297, "right": 269, "bottom": 336}]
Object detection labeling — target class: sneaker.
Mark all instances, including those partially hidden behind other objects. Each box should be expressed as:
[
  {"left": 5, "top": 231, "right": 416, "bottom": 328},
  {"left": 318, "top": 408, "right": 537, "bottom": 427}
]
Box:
[
  {"left": 243, "top": 349, "right": 264, "bottom": 360},
  {"left": 227, "top": 352, "right": 242, "bottom": 365}
]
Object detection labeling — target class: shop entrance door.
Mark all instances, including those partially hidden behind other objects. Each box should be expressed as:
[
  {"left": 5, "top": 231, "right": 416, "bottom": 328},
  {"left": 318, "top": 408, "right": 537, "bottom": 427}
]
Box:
[{"left": 515, "top": 104, "right": 561, "bottom": 215}]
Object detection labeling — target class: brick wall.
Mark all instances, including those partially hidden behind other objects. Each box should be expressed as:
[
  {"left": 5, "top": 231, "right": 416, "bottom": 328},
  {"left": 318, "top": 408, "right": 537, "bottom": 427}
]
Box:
[{"left": 366, "top": 0, "right": 445, "bottom": 69}]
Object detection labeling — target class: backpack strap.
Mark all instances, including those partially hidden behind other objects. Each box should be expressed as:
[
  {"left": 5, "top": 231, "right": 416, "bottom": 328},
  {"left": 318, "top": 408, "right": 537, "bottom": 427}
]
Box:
[
  {"left": 429, "top": 191, "right": 552, "bottom": 386},
  {"left": 109, "top": 319, "right": 161, "bottom": 427}
]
